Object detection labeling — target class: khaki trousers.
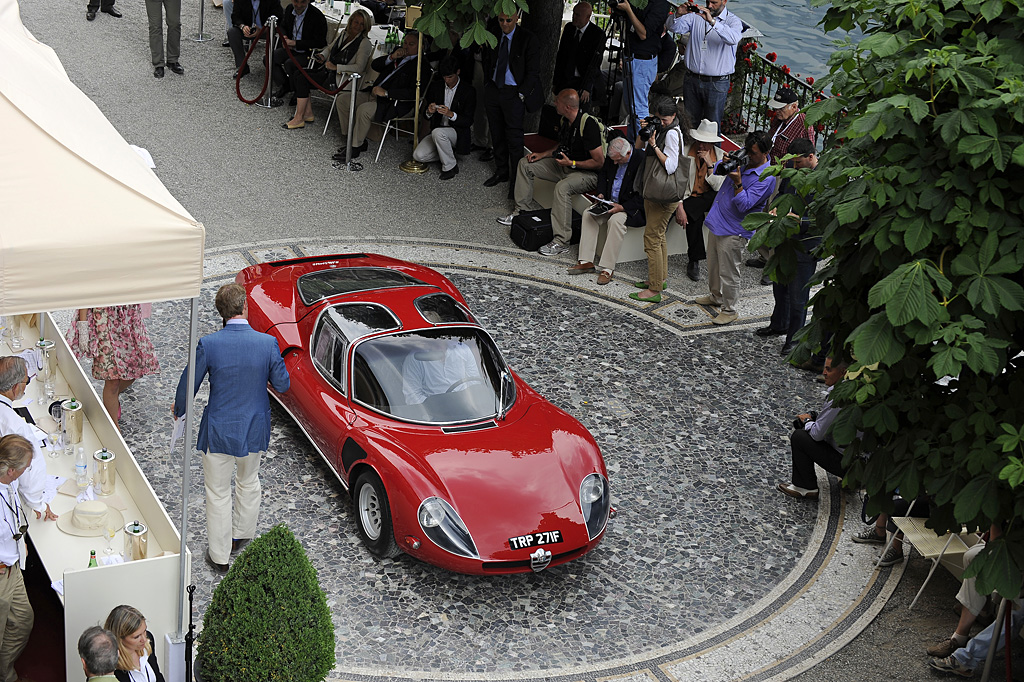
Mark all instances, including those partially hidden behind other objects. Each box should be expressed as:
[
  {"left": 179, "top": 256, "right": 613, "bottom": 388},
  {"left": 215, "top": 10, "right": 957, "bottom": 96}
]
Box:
[
  {"left": 514, "top": 158, "right": 597, "bottom": 244},
  {"left": 706, "top": 231, "right": 748, "bottom": 314},
  {"left": 0, "top": 566, "right": 32, "bottom": 682},
  {"left": 643, "top": 199, "right": 679, "bottom": 289},
  {"left": 203, "top": 450, "right": 263, "bottom": 564},
  {"left": 579, "top": 211, "right": 630, "bottom": 273},
  {"left": 335, "top": 89, "right": 372, "bottom": 138}
]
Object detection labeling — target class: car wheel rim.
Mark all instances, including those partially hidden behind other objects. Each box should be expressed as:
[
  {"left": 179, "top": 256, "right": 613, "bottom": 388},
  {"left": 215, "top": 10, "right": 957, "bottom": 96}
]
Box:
[{"left": 358, "top": 482, "right": 382, "bottom": 541}]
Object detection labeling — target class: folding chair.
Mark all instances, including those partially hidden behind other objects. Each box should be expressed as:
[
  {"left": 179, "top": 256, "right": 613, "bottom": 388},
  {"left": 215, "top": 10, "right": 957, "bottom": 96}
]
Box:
[
  {"left": 889, "top": 516, "right": 979, "bottom": 609},
  {"left": 373, "top": 71, "right": 434, "bottom": 162}
]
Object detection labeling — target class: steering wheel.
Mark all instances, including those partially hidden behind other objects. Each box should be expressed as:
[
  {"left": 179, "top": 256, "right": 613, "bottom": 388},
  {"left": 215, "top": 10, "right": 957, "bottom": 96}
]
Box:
[{"left": 445, "top": 377, "right": 486, "bottom": 394}]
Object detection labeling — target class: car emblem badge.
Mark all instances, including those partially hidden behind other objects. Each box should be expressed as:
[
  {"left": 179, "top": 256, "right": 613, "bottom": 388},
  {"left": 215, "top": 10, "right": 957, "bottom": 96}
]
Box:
[{"left": 530, "top": 547, "right": 552, "bottom": 572}]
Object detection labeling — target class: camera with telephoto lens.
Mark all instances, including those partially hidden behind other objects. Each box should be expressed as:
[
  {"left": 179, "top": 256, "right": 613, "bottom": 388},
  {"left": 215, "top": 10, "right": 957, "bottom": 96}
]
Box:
[
  {"left": 683, "top": 3, "right": 700, "bottom": 12},
  {"left": 554, "top": 144, "right": 572, "bottom": 160},
  {"left": 637, "top": 116, "right": 661, "bottom": 142},
  {"left": 715, "top": 148, "right": 750, "bottom": 175}
]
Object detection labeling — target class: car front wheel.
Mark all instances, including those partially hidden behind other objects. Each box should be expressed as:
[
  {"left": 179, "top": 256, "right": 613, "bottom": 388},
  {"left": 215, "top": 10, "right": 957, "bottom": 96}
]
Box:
[{"left": 353, "top": 470, "right": 399, "bottom": 558}]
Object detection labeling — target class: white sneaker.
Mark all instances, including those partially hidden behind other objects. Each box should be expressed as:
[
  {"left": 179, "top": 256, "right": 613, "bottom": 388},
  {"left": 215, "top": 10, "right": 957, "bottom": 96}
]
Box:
[
  {"left": 538, "top": 240, "right": 570, "bottom": 256},
  {"left": 496, "top": 213, "right": 516, "bottom": 226}
]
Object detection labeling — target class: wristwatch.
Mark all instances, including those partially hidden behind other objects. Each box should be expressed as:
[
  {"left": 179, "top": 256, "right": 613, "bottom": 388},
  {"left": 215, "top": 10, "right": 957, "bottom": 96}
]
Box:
[{"left": 572, "top": 160, "right": 577, "bottom": 168}]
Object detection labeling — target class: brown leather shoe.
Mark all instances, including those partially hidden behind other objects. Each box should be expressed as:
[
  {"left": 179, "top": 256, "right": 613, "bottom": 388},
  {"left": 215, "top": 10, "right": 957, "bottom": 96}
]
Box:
[
  {"left": 567, "top": 262, "right": 595, "bottom": 275},
  {"left": 597, "top": 271, "right": 613, "bottom": 285}
]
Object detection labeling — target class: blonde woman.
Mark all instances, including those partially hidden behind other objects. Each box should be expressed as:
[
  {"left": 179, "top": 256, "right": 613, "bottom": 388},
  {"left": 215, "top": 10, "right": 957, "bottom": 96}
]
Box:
[{"left": 104, "top": 605, "right": 165, "bottom": 682}]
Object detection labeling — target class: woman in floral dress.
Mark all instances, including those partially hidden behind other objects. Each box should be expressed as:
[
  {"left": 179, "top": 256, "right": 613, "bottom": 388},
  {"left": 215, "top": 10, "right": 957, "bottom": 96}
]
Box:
[{"left": 68, "top": 305, "right": 160, "bottom": 430}]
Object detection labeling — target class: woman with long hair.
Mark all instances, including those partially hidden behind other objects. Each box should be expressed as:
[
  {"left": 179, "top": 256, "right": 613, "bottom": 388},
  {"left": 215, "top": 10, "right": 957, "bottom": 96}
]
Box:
[{"left": 104, "top": 605, "right": 165, "bottom": 682}]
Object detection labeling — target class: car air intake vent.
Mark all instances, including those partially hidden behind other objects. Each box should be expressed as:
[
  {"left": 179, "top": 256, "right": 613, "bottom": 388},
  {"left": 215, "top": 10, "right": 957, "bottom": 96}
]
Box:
[{"left": 442, "top": 421, "right": 498, "bottom": 434}]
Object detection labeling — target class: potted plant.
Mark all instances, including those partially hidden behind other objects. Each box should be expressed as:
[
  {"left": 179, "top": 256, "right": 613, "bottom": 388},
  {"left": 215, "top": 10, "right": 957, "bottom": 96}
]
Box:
[{"left": 197, "top": 524, "right": 335, "bottom": 682}]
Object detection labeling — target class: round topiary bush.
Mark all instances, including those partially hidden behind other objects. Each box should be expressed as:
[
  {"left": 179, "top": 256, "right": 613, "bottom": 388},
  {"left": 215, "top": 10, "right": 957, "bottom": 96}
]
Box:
[{"left": 198, "top": 524, "right": 335, "bottom": 682}]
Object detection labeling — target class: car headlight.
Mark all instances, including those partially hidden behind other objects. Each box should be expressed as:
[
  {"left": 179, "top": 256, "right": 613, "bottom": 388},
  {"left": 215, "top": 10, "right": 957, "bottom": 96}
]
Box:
[
  {"left": 579, "top": 473, "right": 610, "bottom": 540},
  {"left": 417, "top": 497, "right": 479, "bottom": 558}
]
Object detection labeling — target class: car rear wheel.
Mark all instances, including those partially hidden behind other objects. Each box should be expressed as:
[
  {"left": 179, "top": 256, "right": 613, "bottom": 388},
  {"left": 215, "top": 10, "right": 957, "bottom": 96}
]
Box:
[{"left": 353, "top": 470, "right": 399, "bottom": 558}]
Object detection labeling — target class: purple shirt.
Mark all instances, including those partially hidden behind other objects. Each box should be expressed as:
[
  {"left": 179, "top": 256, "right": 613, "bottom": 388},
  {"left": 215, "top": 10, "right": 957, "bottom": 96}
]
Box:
[{"left": 704, "top": 158, "right": 776, "bottom": 238}]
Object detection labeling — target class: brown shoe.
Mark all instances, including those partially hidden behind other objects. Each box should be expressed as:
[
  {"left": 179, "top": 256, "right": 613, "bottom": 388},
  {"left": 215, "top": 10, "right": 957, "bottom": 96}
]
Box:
[
  {"left": 597, "top": 271, "right": 613, "bottom": 285},
  {"left": 567, "top": 261, "right": 595, "bottom": 275},
  {"left": 926, "top": 637, "right": 963, "bottom": 658}
]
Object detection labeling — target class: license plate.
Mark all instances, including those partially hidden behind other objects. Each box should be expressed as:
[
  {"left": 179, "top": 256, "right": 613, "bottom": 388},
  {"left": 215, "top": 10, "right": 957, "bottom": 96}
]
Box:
[{"left": 508, "top": 530, "right": 563, "bottom": 550}]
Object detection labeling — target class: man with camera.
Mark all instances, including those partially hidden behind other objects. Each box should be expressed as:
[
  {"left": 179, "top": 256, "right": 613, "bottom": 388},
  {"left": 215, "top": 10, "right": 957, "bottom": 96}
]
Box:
[
  {"left": 612, "top": 0, "right": 670, "bottom": 135},
  {"left": 695, "top": 130, "right": 775, "bottom": 324},
  {"left": 670, "top": 0, "right": 743, "bottom": 127},
  {"left": 497, "top": 89, "right": 605, "bottom": 257}
]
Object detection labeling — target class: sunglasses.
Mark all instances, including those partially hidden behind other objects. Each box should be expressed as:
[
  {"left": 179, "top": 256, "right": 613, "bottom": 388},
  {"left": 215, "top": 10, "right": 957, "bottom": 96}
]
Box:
[{"left": 11, "top": 524, "right": 27, "bottom": 542}]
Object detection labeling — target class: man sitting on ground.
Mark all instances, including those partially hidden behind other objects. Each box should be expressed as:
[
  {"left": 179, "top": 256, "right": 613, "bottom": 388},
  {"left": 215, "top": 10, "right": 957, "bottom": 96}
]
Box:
[
  {"left": 777, "top": 357, "right": 848, "bottom": 499},
  {"left": 334, "top": 31, "right": 430, "bottom": 163},
  {"left": 497, "top": 89, "right": 605, "bottom": 257},
  {"left": 567, "top": 135, "right": 645, "bottom": 284},
  {"left": 412, "top": 56, "right": 476, "bottom": 180},
  {"left": 930, "top": 594, "right": 1024, "bottom": 678}
]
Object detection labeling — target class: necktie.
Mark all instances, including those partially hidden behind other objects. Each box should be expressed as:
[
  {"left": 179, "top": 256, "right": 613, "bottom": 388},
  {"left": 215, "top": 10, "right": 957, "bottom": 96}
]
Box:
[{"left": 494, "top": 35, "right": 509, "bottom": 86}]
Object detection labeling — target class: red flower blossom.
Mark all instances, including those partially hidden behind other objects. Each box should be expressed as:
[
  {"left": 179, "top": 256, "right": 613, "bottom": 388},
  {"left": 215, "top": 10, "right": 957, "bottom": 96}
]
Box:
[
  {"left": 781, "top": 65, "right": 791, "bottom": 74},
  {"left": 806, "top": 76, "right": 815, "bottom": 85},
  {"left": 766, "top": 52, "right": 777, "bottom": 62},
  {"left": 760, "top": 76, "right": 768, "bottom": 84},
  {"left": 744, "top": 57, "right": 752, "bottom": 66}
]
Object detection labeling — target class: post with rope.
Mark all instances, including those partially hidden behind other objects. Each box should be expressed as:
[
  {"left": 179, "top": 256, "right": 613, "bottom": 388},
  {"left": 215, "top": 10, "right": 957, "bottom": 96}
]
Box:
[
  {"left": 399, "top": 5, "right": 428, "bottom": 174},
  {"left": 343, "top": 72, "right": 364, "bottom": 171},
  {"left": 256, "top": 15, "right": 280, "bottom": 108},
  {"left": 191, "top": 0, "right": 212, "bottom": 42}
]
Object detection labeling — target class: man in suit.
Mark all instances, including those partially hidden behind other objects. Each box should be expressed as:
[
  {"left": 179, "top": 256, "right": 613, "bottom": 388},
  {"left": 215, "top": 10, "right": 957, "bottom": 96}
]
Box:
[
  {"left": 567, "top": 135, "right": 646, "bottom": 284},
  {"left": 78, "top": 626, "right": 118, "bottom": 681},
  {"left": 481, "top": 11, "right": 542, "bottom": 197},
  {"left": 552, "top": 2, "right": 605, "bottom": 112},
  {"left": 412, "top": 56, "right": 476, "bottom": 180},
  {"left": 335, "top": 31, "right": 431, "bottom": 162},
  {"left": 227, "top": 0, "right": 284, "bottom": 78},
  {"left": 174, "top": 283, "right": 290, "bottom": 573},
  {"left": 271, "top": 0, "right": 328, "bottom": 102}
]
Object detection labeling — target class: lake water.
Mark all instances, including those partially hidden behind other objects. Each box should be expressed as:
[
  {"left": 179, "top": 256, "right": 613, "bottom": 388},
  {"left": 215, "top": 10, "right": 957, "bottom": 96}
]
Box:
[{"left": 728, "top": 0, "right": 857, "bottom": 79}]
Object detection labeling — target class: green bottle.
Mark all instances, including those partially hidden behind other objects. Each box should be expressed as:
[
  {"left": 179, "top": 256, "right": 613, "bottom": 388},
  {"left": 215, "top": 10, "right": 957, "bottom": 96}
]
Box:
[{"left": 88, "top": 550, "right": 98, "bottom": 568}]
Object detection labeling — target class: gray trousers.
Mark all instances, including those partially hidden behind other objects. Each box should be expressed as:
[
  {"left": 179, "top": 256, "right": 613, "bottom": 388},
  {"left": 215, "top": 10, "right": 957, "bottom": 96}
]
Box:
[
  {"left": 413, "top": 127, "right": 459, "bottom": 171},
  {"left": 706, "top": 231, "right": 748, "bottom": 314},
  {"left": 514, "top": 158, "right": 597, "bottom": 244},
  {"left": 146, "top": 0, "right": 181, "bottom": 67}
]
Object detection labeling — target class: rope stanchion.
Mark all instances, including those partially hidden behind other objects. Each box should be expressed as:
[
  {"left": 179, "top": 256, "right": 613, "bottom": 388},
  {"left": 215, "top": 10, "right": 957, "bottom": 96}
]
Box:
[
  {"left": 191, "top": 0, "right": 212, "bottom": 42},
  {"left": 340, "top": 71, "right": 363, "bottom": 171},
  {"left": 234, "top": 23, "right": 273, "bottom": 104}
]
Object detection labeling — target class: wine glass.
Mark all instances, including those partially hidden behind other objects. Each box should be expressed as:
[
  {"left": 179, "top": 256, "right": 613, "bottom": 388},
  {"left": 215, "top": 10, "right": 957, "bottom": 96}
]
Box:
[
  {"left": 104, "top": 522, "right": 118, "bottom": 555},
  {"left": 46, "top": 431, "right": 61, "bottom": 458}
]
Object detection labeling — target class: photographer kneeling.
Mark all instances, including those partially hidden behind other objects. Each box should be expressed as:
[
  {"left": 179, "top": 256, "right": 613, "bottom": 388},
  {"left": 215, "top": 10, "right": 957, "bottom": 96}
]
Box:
[
  {"left": 497, "top": 89, "right": 605, "bottom": 256},
  {"left": 631, "top": 98, "right": 693, "bottom": 303}
]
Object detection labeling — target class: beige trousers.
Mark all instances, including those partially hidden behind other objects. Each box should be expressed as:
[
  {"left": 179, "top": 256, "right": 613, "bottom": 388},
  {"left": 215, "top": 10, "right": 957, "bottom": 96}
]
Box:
[
  {"left": 514, "top": 158, "right": 597, "bottom": 244},
  {"left": 203, "top": 450, "right": 263, "bottom": 564},
  {"left": 643, "top": 199, "right": 679, "bottom": 289},
  {"left": 706, "top": 231, "right": 748, "bottom": 314},
  {"left": 579, "top": 211, "right": 630, "bottom": 272},
  {"left": 0, "top": 566, "right": 32, "bottom": 682}
]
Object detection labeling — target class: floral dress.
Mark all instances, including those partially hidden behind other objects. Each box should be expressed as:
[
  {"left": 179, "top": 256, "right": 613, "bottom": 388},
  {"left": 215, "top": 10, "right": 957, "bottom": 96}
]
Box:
[{"left": 67, "top": 305, "right": 160, "bottom": 381}]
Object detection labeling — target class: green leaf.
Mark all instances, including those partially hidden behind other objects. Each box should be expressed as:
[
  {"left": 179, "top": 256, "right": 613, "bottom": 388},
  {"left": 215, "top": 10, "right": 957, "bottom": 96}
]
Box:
[
  {"left": 928, "top": 343, "right": 963, "bottom": 378},
  {"left": 848, "top": 312, "right": 904, "bottom": 366},
  {"left": 860, "top": 32, "right": 901, "bottom": 57},
  {"left": 971, "top": 538, "right": 1024, "bottom": 599},
  {"left": 953, "top": 475, "right": 994, "bottom": 521}
]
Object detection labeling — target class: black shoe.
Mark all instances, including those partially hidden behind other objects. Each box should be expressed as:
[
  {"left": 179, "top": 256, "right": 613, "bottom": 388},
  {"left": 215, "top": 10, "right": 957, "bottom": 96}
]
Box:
[
  {"left": 101, "top": 6, "right": 122, "bottom": 16},
  {"left": 86, "top": 10, "right": 96, "bottom": 20},
  {"left": 205, "top": 550, "right": 228, "bottom": 574},
  {"left": 745, "top": 256, "right": 766, "bottom": 268},
  {"left": 439, "top": 165, "right": 459, "bottom": 180},
  {"left": 153, "top": 66, "right": 165, "bottom": 78},
  {"left": 231, "top": 538, "right": 251, "bottom": 554},
  {"left": 229, "top": 65, "right": 250, "bottom": 78},
  {"left": 479, "top": 149, "right": 494, "bottom": 161},
  {"left": 755, "top": 326, "right": 786, "bottom": 337},
  {"left": 272, "top": 86, "right": 290, "bottom": 99},
  {"left": 760, "top": 274, "right": 772, "bottom": 285},
  {"left": 167, "top": 62, "right": 184, "bottom": 74},
  {"left": 334, "top": 141, "right": 367, "bottom": 162},
  {"left": 686, "top": 260, "right": 700, "bottom": 282},
  {"left": 792, "top": 358, "right": 823, "bottom": 373},
  {"left": 222, "top": 40, "right": 231, "bottom": 47},
  {"left": 483, "top": 173, "right": 508, "bottom": 187},
  {"left": 269, "top": 97, "right": 285, "bottom": 107},
  {"left": 780, "top": 341, "right": 797, "bottom": 356}
]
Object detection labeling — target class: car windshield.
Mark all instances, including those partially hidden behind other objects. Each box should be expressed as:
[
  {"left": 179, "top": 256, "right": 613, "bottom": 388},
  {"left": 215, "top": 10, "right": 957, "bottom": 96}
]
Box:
[
  {"left": 297, "top": 267, "right": 427, "bottom": 305},
  {"left": 351, "top": 327, "right": 510, "bottom": 424}
]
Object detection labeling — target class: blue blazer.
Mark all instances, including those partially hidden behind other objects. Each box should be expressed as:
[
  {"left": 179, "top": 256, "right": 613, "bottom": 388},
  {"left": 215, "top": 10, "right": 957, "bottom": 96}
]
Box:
[{"left": 174, "top": 322, "right": 290, "bottom": 457}]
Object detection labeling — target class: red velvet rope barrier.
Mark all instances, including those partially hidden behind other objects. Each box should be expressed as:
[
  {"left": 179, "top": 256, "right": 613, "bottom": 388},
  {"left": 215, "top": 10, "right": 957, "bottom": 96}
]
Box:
[{"left": 234, "top": 25, "right": 355, "bottom": 105}]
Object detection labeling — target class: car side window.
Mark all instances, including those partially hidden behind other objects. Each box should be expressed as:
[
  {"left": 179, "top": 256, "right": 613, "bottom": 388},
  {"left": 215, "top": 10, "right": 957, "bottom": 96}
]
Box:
[{"left": 312, "top": 317, "right": 348, "bottom": 391}]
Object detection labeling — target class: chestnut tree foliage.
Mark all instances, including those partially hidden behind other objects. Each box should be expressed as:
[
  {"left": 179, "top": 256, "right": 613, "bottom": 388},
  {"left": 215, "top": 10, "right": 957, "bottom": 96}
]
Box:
[{"left": 747, "top": 0, "right": 1024, "bottom": 597}]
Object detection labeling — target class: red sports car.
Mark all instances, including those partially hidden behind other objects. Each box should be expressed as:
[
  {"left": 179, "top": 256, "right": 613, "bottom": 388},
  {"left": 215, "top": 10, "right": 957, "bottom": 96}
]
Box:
[{"left": 236, "top": 253, "right": 610, "bottom": 574}]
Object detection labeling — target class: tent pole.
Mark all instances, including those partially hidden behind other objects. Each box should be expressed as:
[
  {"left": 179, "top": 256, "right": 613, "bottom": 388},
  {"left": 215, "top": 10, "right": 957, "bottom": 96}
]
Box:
[{"left": 176, "top": 296, "right": 200, "bottom": 638}]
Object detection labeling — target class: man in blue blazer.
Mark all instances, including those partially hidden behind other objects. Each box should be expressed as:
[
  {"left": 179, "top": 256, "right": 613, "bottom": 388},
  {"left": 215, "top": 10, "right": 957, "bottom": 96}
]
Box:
[{"left": 174, "top": 283, "right": 290, "bottom": 573}]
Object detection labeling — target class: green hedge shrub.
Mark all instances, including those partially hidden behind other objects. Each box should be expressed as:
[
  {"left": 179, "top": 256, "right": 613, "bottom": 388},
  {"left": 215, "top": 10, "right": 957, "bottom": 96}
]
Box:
[{"left": 198, "top": 524, "right": 335, "bottom": 682}]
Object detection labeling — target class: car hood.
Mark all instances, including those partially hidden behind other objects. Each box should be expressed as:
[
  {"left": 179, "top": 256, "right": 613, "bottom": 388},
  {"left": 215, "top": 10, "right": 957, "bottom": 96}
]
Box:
[{"left": 386, "top": 402, "right": 604, "bottom": 559}]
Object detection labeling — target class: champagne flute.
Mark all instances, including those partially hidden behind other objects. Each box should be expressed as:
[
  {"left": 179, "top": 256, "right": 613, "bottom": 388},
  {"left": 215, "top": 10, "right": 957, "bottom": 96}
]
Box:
[{"left": 104, "top": 522, "right": 118, "bottom": 555}]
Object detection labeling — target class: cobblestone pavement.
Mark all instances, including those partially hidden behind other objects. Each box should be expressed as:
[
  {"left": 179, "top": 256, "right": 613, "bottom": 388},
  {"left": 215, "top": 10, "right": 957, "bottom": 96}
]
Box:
[{"left": 16, "top": 0, "right": 997, "bottom": 679}]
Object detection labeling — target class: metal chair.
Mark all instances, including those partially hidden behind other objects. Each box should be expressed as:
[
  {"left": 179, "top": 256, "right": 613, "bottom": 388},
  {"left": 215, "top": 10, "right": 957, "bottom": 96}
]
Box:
[{"left": 373, "top": 71, "right": 434, "bottom": 162}]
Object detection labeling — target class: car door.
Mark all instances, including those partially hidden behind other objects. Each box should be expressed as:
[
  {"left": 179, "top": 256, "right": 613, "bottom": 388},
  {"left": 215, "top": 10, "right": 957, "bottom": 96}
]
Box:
[{"left": 301, "top": 313, "right": 356, "bottom": 473}]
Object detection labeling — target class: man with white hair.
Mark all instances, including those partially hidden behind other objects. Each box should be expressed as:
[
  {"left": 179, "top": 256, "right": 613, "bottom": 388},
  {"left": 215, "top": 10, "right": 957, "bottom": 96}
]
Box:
[{"left": 567, "top": 135, "right": 646, "bottom": 284}]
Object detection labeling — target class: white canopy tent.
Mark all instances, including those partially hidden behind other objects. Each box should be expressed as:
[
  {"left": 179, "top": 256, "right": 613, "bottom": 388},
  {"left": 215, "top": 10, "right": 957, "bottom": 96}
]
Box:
[{"left": 0, "top": 0, "right": 205, "bottom": 645}]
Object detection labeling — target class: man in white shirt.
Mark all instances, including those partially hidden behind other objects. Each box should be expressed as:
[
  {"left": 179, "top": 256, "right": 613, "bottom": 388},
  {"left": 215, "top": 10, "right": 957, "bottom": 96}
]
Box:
[
  {"left": 0, "top": 434, "right": 37, "bottom": 682},
  {"left": 412, "top": 56, "right": 477, "bottom": 180},
  {"left": 0, "top": 357, "right": 57, "bottom": 523}
]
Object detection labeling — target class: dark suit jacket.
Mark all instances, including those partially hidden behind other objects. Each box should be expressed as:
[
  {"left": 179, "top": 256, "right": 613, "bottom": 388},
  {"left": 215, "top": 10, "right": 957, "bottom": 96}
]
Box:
[
  {"left": 481, "top": 24, "right": 543, "bottom": 113},
  {"left": 594, "top": 148, "right": 646, "bottom": 227},
  {"left": 174, "top": 321, "right": 290, "bottom": 457},
  {"left": 552, "top": 21, "right": 606, "bottom": 97},
  {"left": 425, "top": 77, "right": 476, "bottom": 154},
  {"left": 368, "top": 53, "right": 433, "bottom": 122},
  {"left": 231, "top": 0, "right": 283, "bottom": 29},
  {"left": 281, "top": 3, "right": 327, "bottom": 51}
]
